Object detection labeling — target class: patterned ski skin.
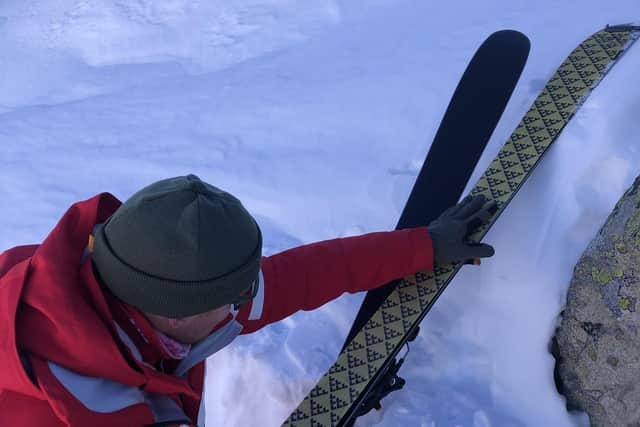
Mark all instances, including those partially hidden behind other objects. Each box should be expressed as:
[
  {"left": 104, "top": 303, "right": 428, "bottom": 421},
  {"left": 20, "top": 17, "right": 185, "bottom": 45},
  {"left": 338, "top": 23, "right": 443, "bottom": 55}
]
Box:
[{"left": 281, "top": 26, "right": 640, "bottom": 427}]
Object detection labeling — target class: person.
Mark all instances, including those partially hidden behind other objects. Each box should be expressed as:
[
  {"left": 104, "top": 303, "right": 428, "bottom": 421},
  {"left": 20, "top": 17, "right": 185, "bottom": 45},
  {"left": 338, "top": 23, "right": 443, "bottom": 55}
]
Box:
[{"left": 0, "top": 174, "right": 496, "bottom": 426}]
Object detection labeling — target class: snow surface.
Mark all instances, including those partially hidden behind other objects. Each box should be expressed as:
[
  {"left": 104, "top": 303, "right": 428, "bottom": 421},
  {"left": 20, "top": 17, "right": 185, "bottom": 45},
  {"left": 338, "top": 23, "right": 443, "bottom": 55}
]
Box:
[{"left": 2, "top": 1, "right": 640, "bottom": 426}]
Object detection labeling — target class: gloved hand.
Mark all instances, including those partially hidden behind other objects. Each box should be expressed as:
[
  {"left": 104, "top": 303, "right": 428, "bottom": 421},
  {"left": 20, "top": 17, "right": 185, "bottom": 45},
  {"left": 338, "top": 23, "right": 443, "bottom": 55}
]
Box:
[{"left": 427, "top": 194, "right": 498, "bottom": 264}]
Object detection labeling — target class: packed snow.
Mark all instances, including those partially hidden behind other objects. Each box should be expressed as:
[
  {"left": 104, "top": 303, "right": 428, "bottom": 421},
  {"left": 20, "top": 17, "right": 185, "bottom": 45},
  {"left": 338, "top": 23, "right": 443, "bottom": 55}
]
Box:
[{"left": 1, "top": 1, "right": 640, "bottom": 426}]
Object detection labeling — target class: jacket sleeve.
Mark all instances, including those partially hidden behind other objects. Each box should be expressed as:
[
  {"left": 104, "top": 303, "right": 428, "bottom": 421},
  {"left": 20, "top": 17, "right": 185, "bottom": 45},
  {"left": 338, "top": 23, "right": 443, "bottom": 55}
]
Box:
[{"left": 239, "top": 226, "right": 433, "bottom": 333}]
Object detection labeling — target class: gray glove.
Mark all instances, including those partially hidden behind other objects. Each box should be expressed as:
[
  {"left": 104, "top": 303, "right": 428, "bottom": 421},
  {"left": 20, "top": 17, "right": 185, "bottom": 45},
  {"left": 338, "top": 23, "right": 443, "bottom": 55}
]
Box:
[{"left": 427, "top": 194, "right": 498, "bottom": 264}]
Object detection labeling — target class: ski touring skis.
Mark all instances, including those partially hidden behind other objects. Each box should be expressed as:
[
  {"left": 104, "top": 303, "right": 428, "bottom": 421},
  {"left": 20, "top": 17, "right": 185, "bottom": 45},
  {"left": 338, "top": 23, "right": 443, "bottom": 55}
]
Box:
[
  {"left": 341, "top": 29, "right": 531, "bottom": 353},
  {"left": 338, "top": 28, "right": 531, "bottom": 426},
  {"left": 281, "top": 25, "right": 640, "bottom": 427}
]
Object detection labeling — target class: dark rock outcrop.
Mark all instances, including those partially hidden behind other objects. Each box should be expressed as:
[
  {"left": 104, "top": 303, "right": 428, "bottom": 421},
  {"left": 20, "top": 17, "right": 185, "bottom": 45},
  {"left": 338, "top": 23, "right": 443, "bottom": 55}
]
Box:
[{"left": 553, "top": 176, "right": 640, "bottom": 427}]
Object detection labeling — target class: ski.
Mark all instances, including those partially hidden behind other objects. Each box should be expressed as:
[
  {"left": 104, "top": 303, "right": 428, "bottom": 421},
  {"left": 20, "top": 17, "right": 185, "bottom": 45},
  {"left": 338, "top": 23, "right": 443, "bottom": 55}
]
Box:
[
  {"left": 341, "top": 29, "right": 531, "bottom": 354},
  {"left": 338, "top": 29, "right": 531, "bottom": 426},
  {"left": 282, "top": 25, "right": 640, "bottom": 427}
]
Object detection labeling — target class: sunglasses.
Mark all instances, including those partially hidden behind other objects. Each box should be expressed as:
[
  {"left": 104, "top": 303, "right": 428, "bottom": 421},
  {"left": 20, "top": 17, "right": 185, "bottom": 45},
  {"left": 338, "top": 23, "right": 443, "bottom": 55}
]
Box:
[{"left": 232, "top": 276, "right": 259, "bottom": 311}]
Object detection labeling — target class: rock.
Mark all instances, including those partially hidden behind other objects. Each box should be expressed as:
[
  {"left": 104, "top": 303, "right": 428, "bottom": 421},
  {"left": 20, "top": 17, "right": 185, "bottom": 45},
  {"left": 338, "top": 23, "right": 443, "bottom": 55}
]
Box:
[{"left": 552, "top": 175, "right": 640, "bottom": 427}]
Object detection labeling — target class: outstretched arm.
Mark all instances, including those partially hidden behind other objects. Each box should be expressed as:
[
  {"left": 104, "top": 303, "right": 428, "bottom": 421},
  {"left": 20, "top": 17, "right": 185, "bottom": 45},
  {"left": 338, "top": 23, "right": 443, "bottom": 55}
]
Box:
[{"left": 239, "top": 227, "right": 433, "bottom": 333}]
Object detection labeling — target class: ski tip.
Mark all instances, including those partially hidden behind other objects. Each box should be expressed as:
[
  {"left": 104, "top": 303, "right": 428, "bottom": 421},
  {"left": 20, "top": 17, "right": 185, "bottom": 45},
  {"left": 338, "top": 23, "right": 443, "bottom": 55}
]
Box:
[
  {"left": 605, "top": 23, "right": 640, "bottom": 33},
  {"left": 481, "top": 29, "right": 531, "bottom": 58},
  {"left": 487, "top": 29, "right": 531, "bottom": 45}
]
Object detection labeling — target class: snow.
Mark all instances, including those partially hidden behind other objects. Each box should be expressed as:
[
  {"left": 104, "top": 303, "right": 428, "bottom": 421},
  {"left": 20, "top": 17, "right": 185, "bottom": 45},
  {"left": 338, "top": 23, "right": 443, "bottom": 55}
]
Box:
[{"left": 2, "top": 1, "right": 640, "bottom": 426}]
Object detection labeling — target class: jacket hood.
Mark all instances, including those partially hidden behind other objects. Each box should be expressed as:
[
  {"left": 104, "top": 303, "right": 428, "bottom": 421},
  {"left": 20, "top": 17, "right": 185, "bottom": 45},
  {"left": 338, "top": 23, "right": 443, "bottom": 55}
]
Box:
[
  {"left": 0, "top": 193, "right": 140, "bottom": 395},
  {"left": 0, "top": 193, "right": 202, "bottom": 402}
]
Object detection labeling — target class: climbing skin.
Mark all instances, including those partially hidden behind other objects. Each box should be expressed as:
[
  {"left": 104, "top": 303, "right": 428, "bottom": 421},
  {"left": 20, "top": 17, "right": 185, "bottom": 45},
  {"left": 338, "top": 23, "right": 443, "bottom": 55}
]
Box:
[{"left": 281, "top": 25, "right": 640, "bottom": 427}]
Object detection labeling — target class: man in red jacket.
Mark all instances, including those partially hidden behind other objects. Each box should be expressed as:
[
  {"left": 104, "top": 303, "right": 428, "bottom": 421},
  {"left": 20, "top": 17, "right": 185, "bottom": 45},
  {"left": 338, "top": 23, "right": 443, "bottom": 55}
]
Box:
[{"left": 0, "top": 174, "right": 495, "bottom": 426}]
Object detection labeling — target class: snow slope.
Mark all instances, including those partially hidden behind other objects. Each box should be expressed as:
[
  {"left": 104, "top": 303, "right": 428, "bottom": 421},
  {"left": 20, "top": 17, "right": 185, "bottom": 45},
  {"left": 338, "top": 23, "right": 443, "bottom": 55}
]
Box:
[{"left": 1, "top": 1, "right": 640, "bottom": 426}]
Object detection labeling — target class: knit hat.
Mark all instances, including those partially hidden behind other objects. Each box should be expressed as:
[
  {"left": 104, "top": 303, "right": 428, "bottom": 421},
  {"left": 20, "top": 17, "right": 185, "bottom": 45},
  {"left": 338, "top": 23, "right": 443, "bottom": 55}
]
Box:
[{"left": 92, "top": 174, "right": 262, "bottom": 318}]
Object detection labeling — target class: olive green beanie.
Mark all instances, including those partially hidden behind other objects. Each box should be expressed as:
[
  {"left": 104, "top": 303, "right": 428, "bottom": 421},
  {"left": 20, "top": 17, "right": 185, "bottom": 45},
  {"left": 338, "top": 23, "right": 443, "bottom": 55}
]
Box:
[{"left": 92, "top": 174, "right": 262, "bottom": 318}]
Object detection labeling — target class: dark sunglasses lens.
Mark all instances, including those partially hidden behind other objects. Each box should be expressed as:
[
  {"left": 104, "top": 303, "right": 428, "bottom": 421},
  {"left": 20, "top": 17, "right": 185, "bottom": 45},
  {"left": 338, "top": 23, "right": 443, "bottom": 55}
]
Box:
[{"left": 235, "top": 279, "right": 258, "bottom": 304}]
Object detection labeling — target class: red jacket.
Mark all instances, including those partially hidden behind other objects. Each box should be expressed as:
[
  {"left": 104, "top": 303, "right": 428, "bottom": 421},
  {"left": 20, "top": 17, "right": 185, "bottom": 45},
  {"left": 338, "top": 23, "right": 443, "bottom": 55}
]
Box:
[{"left": 0, "top": 193, "right": 434, "bottom": 426}]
